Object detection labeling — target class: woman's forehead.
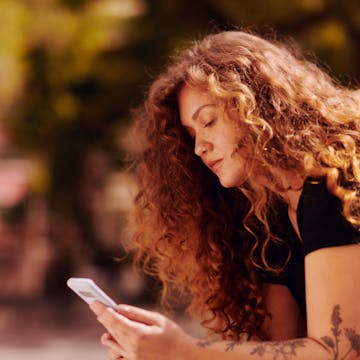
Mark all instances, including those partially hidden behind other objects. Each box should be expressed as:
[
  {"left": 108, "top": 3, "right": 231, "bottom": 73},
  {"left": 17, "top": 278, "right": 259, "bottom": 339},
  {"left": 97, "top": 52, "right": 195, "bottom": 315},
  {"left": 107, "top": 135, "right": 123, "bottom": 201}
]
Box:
[{"left": 177, "top": 86, "right": 214, "bottom": 121}]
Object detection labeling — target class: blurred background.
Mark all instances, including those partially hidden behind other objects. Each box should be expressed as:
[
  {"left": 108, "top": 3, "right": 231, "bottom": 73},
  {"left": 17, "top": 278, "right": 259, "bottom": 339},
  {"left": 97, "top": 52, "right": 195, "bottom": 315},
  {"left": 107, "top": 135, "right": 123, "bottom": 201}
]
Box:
[{"left": 0, "top": 0, "right": 359, "bottom": 358}]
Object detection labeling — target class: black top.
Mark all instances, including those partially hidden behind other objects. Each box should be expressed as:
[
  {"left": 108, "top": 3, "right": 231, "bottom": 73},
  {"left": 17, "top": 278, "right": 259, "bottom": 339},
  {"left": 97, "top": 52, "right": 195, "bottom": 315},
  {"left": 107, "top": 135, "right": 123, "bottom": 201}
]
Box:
[{"left": 262, "top": 177, "right": 360, "bottom": 318}]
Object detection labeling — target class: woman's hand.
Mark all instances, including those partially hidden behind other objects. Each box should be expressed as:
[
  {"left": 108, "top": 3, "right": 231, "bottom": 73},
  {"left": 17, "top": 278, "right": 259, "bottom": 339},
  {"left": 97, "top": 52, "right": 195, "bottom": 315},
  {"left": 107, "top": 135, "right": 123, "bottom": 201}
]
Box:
[{"left": 90, "top": 301, "right": 196, "bottom": 360}]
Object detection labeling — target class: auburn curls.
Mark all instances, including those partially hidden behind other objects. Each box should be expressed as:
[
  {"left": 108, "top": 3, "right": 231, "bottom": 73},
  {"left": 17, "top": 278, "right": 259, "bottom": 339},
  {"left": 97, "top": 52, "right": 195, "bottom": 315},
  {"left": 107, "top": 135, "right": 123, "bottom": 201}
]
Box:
[{"left": 125, "top": 30, "right": 360, "bottom": 340}]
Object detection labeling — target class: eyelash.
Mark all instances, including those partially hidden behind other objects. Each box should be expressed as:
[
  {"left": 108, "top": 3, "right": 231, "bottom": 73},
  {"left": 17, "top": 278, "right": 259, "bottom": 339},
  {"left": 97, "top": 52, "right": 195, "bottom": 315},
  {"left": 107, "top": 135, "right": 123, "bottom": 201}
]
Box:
[
  {"left": 184, "top": 118, "right": 216, "bottom": 140},
  {"left": 204, "top": 119, "right": 215, "bottom": 128}
]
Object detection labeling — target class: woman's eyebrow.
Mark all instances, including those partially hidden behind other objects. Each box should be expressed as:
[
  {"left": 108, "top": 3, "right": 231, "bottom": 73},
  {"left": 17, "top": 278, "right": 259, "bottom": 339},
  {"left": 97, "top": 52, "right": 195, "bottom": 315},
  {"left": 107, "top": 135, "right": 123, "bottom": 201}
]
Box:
[{"left": 192, "top": 103, "right": 215, "bottom": 121}]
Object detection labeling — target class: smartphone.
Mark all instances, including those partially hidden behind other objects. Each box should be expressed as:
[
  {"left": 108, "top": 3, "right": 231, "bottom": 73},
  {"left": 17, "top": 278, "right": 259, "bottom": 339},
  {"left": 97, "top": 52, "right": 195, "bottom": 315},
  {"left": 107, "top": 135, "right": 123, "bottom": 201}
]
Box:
[{"left": 67, "top": 277, "right": 117, "bottom": 310}]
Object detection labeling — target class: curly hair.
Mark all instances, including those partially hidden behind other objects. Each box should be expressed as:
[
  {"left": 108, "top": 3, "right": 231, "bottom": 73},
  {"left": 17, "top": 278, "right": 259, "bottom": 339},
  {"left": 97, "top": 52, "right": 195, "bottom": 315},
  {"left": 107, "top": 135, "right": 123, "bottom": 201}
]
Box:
[{"left": 124, "top": 30, "right": 360, "bottom": 340}]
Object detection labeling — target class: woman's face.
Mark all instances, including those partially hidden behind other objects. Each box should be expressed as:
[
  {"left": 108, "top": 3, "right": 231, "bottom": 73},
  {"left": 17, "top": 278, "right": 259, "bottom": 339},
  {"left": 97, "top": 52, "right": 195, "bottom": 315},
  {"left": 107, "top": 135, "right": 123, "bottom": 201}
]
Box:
[{"left": 178, "top": 85, "right": 248, "bottom": 188}]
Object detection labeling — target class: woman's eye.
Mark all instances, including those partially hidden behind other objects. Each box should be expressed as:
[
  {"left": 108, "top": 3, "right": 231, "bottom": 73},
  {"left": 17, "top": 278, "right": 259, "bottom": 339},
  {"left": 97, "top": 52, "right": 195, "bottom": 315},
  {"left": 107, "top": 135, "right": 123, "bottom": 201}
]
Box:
[{"left": 204, "top": 119, "right": 215, "bottom": 128}]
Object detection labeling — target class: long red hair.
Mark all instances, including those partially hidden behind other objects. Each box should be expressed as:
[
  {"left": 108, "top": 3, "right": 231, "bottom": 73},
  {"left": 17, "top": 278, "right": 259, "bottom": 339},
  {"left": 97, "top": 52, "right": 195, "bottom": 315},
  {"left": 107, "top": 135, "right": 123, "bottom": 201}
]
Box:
[{"left": 125, "top": 30, "right": 360, "bottom": 340}]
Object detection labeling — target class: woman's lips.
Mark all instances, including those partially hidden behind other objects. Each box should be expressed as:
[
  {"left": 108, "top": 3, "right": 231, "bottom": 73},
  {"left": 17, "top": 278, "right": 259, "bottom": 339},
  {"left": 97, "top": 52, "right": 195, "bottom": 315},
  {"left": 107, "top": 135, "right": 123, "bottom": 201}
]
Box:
[{"left": 207, "top": 159, "right": 223, "bottom": 172}]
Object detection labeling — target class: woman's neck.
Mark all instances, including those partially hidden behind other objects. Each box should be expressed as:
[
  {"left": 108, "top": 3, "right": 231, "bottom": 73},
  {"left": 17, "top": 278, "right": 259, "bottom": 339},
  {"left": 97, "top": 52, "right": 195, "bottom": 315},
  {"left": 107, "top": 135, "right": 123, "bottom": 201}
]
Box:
[
  {"left": 281, "top": 172, "right": 304, "bottom": 211},
  {"left": 265, "top": 170, "right": 304, "bottom": 211},
  {"left": 285, "top": 187, "right": 302, "bottom": 213}
]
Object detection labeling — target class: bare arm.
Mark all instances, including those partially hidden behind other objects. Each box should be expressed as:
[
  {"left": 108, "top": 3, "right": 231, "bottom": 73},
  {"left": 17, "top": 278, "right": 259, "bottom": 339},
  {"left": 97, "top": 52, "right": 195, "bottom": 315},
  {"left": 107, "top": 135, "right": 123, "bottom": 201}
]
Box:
[
  {"left": 187, "top": 283, "right": 323, "bottom": 359},
  {"left": 192, "top": 336, "right": 328, "bottom": 359},
  {"left": 90, "top": 243, "right": 360, "bottom": 360},
  {"left": 261, "top": 283, "right": 305, "bottom": 340},
  {"left": 192, "top": 243, "right": 360, "bottom": 359}
]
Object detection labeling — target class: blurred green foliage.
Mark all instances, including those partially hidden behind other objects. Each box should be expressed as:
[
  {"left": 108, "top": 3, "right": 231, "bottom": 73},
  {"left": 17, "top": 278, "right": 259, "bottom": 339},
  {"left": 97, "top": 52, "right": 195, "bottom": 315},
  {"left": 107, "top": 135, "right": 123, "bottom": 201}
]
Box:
[
  {"left": 1, "top": 0, "right": 358, "bottom": 152},
  {"left": 0, "top": 0, "right": 359, "bottom": 295}
]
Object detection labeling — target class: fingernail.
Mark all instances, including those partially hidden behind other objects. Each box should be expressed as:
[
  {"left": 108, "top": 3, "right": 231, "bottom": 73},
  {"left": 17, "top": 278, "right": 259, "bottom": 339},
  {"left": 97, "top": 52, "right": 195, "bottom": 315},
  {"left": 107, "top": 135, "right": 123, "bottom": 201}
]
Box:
[{"left": 90, "top": 300, "right": 102, "bottom": 312}]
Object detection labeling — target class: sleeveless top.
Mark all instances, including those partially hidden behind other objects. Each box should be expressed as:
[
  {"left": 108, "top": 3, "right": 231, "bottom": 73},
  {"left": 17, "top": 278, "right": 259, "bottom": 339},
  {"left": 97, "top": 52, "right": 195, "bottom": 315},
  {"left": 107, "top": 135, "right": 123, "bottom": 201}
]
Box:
[{"left": 261, "top": 177, "right": 360, "bottom": 318}]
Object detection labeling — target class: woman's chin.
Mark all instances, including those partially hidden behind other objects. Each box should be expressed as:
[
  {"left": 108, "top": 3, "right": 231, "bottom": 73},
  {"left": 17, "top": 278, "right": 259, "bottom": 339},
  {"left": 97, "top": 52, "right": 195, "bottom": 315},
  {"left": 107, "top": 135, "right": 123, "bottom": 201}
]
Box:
[{"left": 218, "top": 175, "right": 245, "bottom": 188}]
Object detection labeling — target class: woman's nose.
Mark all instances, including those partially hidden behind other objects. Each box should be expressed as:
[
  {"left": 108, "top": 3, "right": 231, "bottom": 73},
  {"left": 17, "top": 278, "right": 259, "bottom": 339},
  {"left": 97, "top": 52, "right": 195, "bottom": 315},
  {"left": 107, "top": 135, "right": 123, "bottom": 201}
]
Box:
[{"left": 194, "top": 137, "right": 211, "bottom": 156}]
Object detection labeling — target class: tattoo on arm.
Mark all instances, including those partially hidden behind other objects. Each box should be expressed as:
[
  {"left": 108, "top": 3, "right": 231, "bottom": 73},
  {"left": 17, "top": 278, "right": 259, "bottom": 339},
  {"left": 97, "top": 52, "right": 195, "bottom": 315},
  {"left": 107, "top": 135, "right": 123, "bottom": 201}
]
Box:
[
  {"left": 196, "top": 340, "right": 215, "bottom": 348},
  {"left": 196, "top": 305, "right": 360, "bottom": 360},
  {"left": 196, "top": 337, "right": 307, "bottom": 359},
  {"left": 321, "top": 305, "right": 360, "bottom": 360},
  {"left": 249, "top": 340, "right": 306, "bottom": 359}
]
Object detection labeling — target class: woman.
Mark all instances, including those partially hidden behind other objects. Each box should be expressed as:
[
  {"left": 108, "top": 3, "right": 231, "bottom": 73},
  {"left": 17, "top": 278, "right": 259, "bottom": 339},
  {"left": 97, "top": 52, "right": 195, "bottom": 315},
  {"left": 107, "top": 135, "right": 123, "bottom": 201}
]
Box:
[{"left": 90, "top": 30, "right": 360, "bottom": 359}]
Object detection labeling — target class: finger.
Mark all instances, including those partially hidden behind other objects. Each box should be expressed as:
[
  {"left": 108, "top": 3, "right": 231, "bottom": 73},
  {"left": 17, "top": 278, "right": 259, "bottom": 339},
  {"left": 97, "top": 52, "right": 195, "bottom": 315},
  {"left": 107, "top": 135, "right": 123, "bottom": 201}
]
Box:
[
  {"left": 90, "top": 301, "right": 161, "bottom": 327},
  {"left": 102, "top": 333, "right": 127, "bottom": 359},
  {"left": 108, "top": 348, "right": 124, "bottom": 360},
  {"left": 90, "top": 300, "right": 112, "bottom": 316},
  {"left": 116, "top": 304, "right": 163, "bottom": 326},
  {"left": 101, "top": 332, "right": 126, "bottom": 352},
  {"left": 91, "top": 301, "right": 143, "bottom": 336}
]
